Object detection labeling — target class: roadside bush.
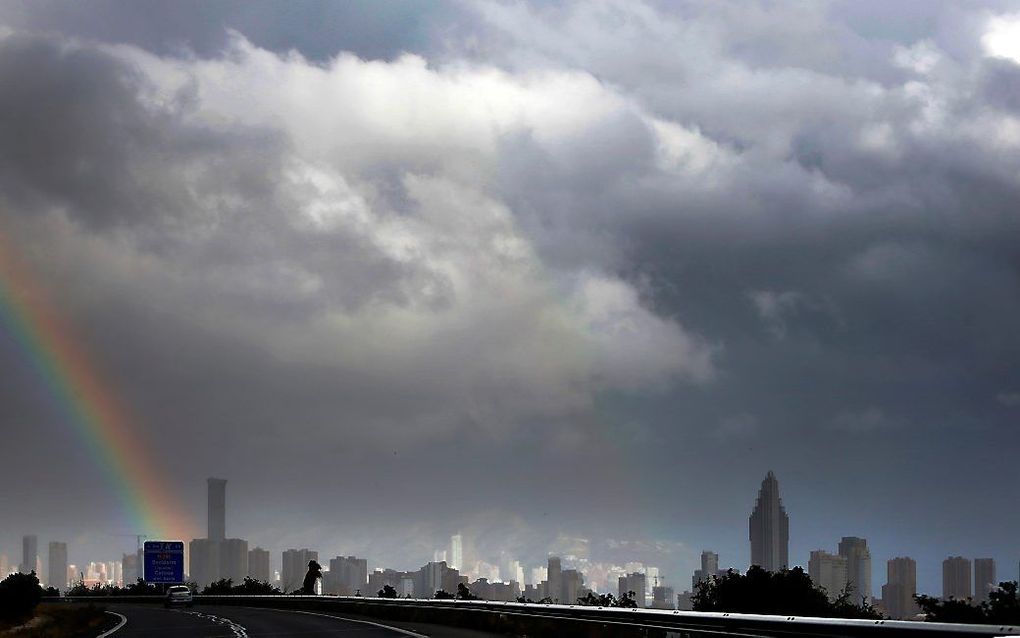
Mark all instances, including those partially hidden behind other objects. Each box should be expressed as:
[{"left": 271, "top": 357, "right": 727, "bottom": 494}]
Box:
[
  {"left": 693, "top": 566, "right": 880, "bottom": 619},
  {"left": 0, "top": 571, "right": 43, "bottom": 624},
  {"left": 916, "top": 581, "right": 1020, "bottom": 624}
]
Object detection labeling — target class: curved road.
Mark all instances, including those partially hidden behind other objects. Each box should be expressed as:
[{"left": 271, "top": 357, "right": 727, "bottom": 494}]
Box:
[{"left": 106, "top": 604, "right": 430, "bottom": 637}]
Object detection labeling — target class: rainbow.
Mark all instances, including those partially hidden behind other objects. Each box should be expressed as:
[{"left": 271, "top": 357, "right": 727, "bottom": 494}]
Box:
[{"left": 0, "top": 228, "right": 194, "bottom": 539}]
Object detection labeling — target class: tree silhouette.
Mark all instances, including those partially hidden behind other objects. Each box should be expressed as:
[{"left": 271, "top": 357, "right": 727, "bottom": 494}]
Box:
[
  {"left": 378, "top": 584, "right": 398, "bottom": 598},
  {"left": 456, "top": 583, "right": 477, "bottom": 600},
  {"left": 916, "top": 581, "right": 1020, "bottom": 624},
  {"left": 434, "top": 589, "right": 455, "bottom": 599},
  {"left": 617, "top": 590, "right": 639, "bottom": 608},
  {"left": 0, "top": 572, "right": 43, "bottom": 623},
  {"left": 577, "top": 591, "right": 629, "bottom": 607},
  {"left": 915, "top": 595, "right": 986, "bottom": 624},
  {"left": 516, "top": 595, "right": 553, "bottom": 604},
  {"left": 231, "top": 577, "right": 280, "bottom": 595},
  {"left": 985, "top": 581, "right": 1020, "bottom": 624},
  {"left": 202, "top": 578, "right": 234, "bottom": 594},
  {"left": 301, "top": 560, "right": 323, "bottom": 595},
  {"left": 693, "top": 566, "right": 879, "bottom": 619},
  {"left": 123, "top": 578, "right": 162, "bottom": 595}
]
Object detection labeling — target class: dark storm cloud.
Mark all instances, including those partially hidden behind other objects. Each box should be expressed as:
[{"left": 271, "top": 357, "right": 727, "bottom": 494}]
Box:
[{"left": 1, "top": 1, "right": 1019, "bottom": 592}]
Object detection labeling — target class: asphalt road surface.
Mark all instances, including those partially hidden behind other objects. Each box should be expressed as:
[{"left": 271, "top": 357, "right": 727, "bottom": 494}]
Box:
[{"left": 105, "top": 604, "right": 443, "bottom": 637}]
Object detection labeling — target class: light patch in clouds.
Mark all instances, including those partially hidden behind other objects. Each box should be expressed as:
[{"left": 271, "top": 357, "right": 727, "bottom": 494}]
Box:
[
  {"left": 748, "top": 290, "right": 807, "bottom": 340},
  {"left": 982, "top": 14, "right": 1020, "bottom": 64},
  {"left": 0, "top": 29, "right": 714, "bottom": 440},
  {"left": 997, "top": 392, "right": 1020, "bottom": 407}
]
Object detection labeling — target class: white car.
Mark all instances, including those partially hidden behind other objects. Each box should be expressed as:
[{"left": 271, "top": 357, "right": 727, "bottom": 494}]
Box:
[{"left": 164, "top": 585, "right": 194, "bottom": 607}]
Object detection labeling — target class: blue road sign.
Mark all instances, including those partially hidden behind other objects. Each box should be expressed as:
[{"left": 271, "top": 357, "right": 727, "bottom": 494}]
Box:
[{"left": 143, "top": 540, "right": 184, "bottom": 584}]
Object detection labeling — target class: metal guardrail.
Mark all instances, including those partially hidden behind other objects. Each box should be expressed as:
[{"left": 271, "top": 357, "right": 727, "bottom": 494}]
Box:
[{"left": 63, "top": 594, "right": 1020, "bottom": 637}]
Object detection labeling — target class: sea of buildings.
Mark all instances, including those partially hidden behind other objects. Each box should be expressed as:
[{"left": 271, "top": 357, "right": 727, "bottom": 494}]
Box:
[{"left": 4, "top": 473, "right": 1015, "bottom": 619}]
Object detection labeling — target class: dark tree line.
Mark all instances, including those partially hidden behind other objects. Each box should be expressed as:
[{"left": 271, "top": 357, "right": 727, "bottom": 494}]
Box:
[
  {"left": 692, "top": 566, "right": 880, "bottom": 619},
  {"left": 0, "top": 572, "right": 43, "bottom": 625},
  {"left": 66, "top": 577, "right": 164, "bottom": 596},
  {"left": 576, "top": 590, "right": 639, "bottom": 608},
  {"left": 916, "top": 581, "right": 1020, "bottom": 624},
  {"left": 202, "top": 577, "right": 281, "bottom": 595}
]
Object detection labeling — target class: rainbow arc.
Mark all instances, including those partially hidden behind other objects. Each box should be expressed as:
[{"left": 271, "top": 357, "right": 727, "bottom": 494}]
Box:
[{"left": 0, "top": 229, "right": 194, "bottom": 538}]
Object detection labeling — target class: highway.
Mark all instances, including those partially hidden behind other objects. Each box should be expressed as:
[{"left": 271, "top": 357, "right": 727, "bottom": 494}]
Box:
[{"left": 104, "top": 604, "right": 490, "bottom": 637}]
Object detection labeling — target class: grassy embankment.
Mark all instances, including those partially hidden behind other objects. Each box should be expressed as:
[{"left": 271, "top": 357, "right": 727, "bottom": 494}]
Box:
[{"left": 0, "top": 603, "right": 111, "bottom": 638}]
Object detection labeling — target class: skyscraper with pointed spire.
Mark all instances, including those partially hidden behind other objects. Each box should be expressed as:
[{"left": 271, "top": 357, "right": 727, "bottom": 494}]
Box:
[{"left": 749, "top": 471, "right": 789, "bottom": 571}]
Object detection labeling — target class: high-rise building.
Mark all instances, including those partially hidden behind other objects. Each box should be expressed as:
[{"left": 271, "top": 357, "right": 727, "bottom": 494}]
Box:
[
  {"left": 208, "top": 478, "right": 227, "bottom": 541},
  {"left": 748, "top": 471, "right": 789, "bottom": 571},
  {"left": 618, "top": 572, "right": 647, "bottom": 608},
  {"left": 221, "top": 538, "right": 249, "bottom": 583},
  {"left": 974, "top": 558, "right": 996, "bottom": 604},
  {"left": 0, "top": 553, "right": 8, "bottom": 577},
  {"left": 503, "top": 558, "right": 524, "bottom": 586},
  {"left": 808, "top": 550, "right": 848, "bottom": 601},
  {"left": 189, "top": 538, "right": 220, "bottom": 588},
  {"left": 652, "top": 585, "right": 676, "bottom": 610},
  {"left": 837, "top": 537, "right": 872, "bottom": 602},
  {"left": 248, "top": 547, "right": 270, "bottom": 582},
  {"left": 122, "top": 553, "right": 139, "bottom": 585},
  {"left": 190, "top": 477, "right": 251, "bottom": 586},
  {"left": 943, "top": 556, "right": 972, "bottom": 600},
  {"left": 21, "top": 535, "right": 38, "bottom": 575},
  {"left": 677, "top": 590, "right": 693, "bottom": 611},
  {"left": 282, "top": 549, "right": 318, "bottom": 593},
  {"left": 449, "top": 534, "right": 463, "bottom": 571},
  {"left": 547, "top": 557, "right": 562, "bottom": 603},
  {"left": 414, "top": 561, "right": 463, "bottom": 597},
  {"left": 48, "top": 542, "right": 68, "bottom": 590},
  {"left": 561, "top": 569, "right": 584, "bottom": 605},
  {"left": 693, "top": 551, "right": 719, "bottom": 589},
  {"left": 882, "top": 557, "right": 917, "bottom": 620},
  {"left": 324, "top": 556, "right": 368, "bottom": 595}
]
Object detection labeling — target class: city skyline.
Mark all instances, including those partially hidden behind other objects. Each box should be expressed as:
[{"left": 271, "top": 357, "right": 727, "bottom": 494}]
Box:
[
  {"left": 1, "top": 0, "right": 1019, "bottom": 604},
  {"left": 4, "top": 472, "right": 1016, "bottom": 605}
]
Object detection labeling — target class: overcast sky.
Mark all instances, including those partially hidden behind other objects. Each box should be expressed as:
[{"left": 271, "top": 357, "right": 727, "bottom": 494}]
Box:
[{"left": 1, "top": 0, "right": 1019, "bottom": 596}]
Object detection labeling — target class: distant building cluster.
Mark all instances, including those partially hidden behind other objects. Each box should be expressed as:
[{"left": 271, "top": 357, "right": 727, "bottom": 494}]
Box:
[
  {"left": 5, "top": 471, "right": 1014, "bottom": 617},
  {"left": 673, "top": 472, "right": 1008, "bottom": 619}
]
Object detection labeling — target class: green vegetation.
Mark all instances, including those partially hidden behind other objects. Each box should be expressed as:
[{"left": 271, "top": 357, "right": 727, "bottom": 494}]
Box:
[
  {"left": 515, "top": 595, "right": 553, "bottom": 604},
  {"left": 0, "top": 573, "right": 108, "bottom": 636},
  {"left": 202, "top": 577, "right": 280, "bottom": 595},
  {"left": 916, "top": 581, "right": 1020, "bottom": 624},
  {"left": 576, "top": 591, "right": 638, "bottom": 608},
  {"left": 0, "top": 572, "right": 43, "bottom": 625},
  {"left": 64, "top": 577, "right": 162, "bottom": 597},
  {"left": 8, "top": 603, "right": 110, "bottom": 638},
  {"left": 692, "top": 566, "right": 880, "bottom": 619}
]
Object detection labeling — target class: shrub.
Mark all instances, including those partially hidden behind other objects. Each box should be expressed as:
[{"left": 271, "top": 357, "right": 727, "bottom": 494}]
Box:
[
  {"left": 693, "top": 566, "right": 879, "bottom": 619},
  {"left": 0, "top": 571, "right": 43, "bottom": 623}
]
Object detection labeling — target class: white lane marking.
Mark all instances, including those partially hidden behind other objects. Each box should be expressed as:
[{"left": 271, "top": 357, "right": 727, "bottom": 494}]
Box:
[
  {"left": 97, "top": 611, "right": 127, "bottom": 637},
  {"left": 181, "top": 610, "right": 249, "bottom": 637},
  {"left": 242, "top": 607, "right": 428, "bottom": 637}
]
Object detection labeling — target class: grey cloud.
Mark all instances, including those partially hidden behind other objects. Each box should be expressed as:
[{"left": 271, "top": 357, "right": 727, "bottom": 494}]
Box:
[
  {"left": 2, "top": 2, "right": 1020, "bottom": 594},
  {"left": 996, "top": 392, "right": 1020, "bottom": 407},
  {"left": 827, "top": 408, "right": 902, "bottom": 433},
  {"left": 0, "top": 0, "right": 448, "bottom": 61}
]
